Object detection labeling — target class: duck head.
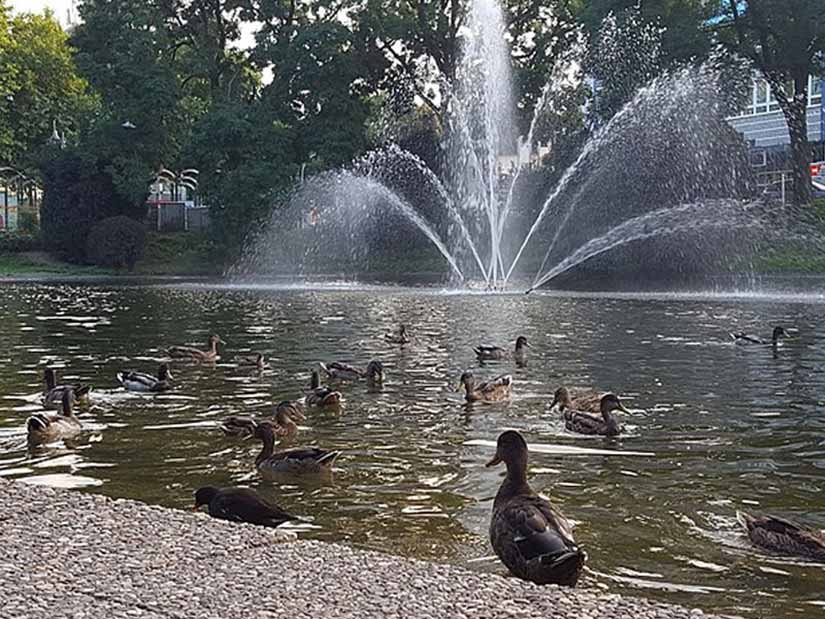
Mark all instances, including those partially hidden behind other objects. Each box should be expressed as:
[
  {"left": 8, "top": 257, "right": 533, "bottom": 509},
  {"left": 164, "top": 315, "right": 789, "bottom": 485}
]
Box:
[
  {"left": 366, "top": 360, "right": 385, "bottom": 384},
  {"left": 44, "top": 367, "right": 57, "bottom": 390},
  {"left": 193, "top": 486, "right": 220, "bottom": 511},
  {"left": 457, "top": 371, "right": 475, "bottom": 393},
  {"left": 486, "top": 430, "right": 529, "bottom": 472},
  {"left": 550, "top": 386, "right": 572, "bottom": 410},
  {"left": 772, "top": 326, "right": 789, "bottom": 343},
  {"left": 158, "top": 363, "right": 174, "bottom": 382},
  {"left": 599, "top": 393, "right": 629, "bottom": 416},
  {"left": 61, "top": 388, "right": 75, "bottom": 416},
  {"left": 310, "top": 369, "right": 322, "bottom": 389},
  {"left": 209, "top": 334, "right": 226, "bottom": 348},
  {"left": 275, "top": 401, "right": 306, "bottom": 427},
  {"left": 515, "top": 336, "right": 530, "bottom": 351}
]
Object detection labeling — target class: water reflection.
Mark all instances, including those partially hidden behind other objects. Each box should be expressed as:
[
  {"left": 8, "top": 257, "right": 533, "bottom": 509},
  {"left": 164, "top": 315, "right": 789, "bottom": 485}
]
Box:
[{"left": 0, "top": 282, "right": 824, "bottom": 617}]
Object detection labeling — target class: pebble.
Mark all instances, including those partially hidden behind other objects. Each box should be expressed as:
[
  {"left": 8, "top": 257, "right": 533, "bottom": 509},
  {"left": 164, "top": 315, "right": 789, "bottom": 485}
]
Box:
[{"left": 0, "top": 479, "right": 719, "bottom": 619}]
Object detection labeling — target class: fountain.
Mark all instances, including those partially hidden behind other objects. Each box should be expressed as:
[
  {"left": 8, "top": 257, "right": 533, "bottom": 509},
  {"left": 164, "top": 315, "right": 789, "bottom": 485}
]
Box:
[{"left": 234, "top": 1, "right": 802, "bottom": 292}]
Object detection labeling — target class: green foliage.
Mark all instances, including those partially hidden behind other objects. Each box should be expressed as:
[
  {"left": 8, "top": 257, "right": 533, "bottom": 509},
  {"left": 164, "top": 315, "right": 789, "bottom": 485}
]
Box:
[
  {"left": 17, "top": 208, "right": 38, "bottom": 235},
  {"left": 85, "top": 215, "right": 146, "bottom": 270},
  {"left": 0, "top": 4, "right": 96, "bottom": 167},
  {"left": 0, "top": 230, "right": 40, "bottom": 252}
]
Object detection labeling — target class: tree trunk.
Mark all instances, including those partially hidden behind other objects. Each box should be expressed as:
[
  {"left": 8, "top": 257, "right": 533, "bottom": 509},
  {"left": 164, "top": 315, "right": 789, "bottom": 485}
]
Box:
[{"left": 773, "top": 72, "right": 812, "bottom": 205}]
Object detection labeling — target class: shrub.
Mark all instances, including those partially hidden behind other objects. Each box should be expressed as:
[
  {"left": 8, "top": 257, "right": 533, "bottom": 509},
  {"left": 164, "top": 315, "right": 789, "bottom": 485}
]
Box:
[
  {"left": 17, "top": 209, "right": 39, "bottom": 236},
  {"left": 85, "top": 216, "right": 146, "bottom": 270},
  {"left": 0, "top": 232, "right": 41, "bottom": 253}
]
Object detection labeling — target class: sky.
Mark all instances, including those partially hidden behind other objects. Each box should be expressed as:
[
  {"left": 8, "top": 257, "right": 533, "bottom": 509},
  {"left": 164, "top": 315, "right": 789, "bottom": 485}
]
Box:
[{"left": 9, "top": 0, "right": 75, "bottom": 25}]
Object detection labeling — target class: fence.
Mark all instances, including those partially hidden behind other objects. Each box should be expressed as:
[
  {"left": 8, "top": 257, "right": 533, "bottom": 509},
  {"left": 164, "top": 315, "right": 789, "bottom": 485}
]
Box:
[{"left": 149, "top": 202, "right": 210, "bottom": 232}]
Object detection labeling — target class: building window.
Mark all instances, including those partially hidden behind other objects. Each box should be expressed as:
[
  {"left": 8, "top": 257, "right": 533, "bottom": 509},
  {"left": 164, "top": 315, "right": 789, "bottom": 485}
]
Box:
[
  {"left": 754, "top": 79, "right": 769, "bottom": 114},
  {"left": 811, "top": 75, "right": 823, "bottom": 106}
]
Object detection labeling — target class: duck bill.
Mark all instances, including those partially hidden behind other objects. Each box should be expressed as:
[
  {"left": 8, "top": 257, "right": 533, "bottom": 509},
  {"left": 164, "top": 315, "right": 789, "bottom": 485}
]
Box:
[{"left": 486, "top": 454, "right": 502, "bottom": 467}]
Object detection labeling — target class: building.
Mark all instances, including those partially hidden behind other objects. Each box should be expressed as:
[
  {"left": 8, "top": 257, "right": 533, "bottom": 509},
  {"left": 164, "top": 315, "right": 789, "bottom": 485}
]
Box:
[{"left": 726, "top": 75, "right": 823, "bottom": 152}]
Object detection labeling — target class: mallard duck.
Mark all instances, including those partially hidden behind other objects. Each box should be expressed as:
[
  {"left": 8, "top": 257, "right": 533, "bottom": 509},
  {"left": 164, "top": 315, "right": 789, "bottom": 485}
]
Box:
[
  {"left": 221, "top": 401, "right": 305, "bottom": 438},
  {"left": 193, "top": 486, "right": 299, "bottom": 528},
  {"left": 253, "top": 421, "right": 340, "bottom": 476},
  {"left": 304, "top": 370, "right": 342, "bottom": 410},
  {"left": 458, "top": 371, "right": 512, "bottom": 402},
  {"left": 550, "top": 386, "right": 602, "bottom": 414},
  {"left": 385, "top": 324, "right": 410, "bottom": 345},
  {"left": 487, "top": 430, "right": 586, "bottom": 586},
  {"left": 239, "top": 353, "right": 269, "bottom": 370},
  {"left": 27, "top": 389, "right": 83, "bottom": 446},
  {"left": 117, "top": 363, "right": 174, "bottom": 393},
  {"left": 563, "top": 393, "right": 628, "bottom": 437},
  {"left": 737, "top": 511, "right": 825, "bottom": 562},
  {"left": 474, "top": 336, "right": 530, "bottom": 366},
  {"left": 731, "top": 326, "right": 789, "bottom": 346},
  {"left": 319, "top": 360, "right": 384, "bottom": 386},
  {"left": 42, "top": 367, "right": 91, "bottom": 408},
  {"left": 167, "top": 334, "right": 225, "bottom": 362}
]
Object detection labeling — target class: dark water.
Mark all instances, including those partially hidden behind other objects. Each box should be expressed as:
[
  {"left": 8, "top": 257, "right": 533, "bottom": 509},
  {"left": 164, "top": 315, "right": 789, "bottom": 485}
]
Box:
[{"left": 1, "top": 281, "right": 824, "bottom": 617}]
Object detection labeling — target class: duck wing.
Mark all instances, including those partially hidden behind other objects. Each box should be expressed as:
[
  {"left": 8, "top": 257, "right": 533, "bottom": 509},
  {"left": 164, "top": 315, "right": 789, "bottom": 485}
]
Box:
[
  {"left": 474, "top": 345, "right": 505, "bottom": 359},
  {"left": 210, "top": 489, "right": 296, "bottom": 527},
  {"left": 321, "top": 361, "right": 363, "bottom": 380},
  {"left": 478, "top": 374, "right": 512, "bottom": 393},
  {"left": 569, "top": 391, "right": 601, "bottom": 414},
  {"left": 564, "top": 409, "right": 608, "bottom": 435},
  {"left": 168, "top": 345, "right": 201, "bottom": 358},
  {"left": 220, "top": 416, "right": 258, "bottom": 437},
  {"left": 731, "top": 333, "right": 764, "bottom": 345},
  {"left": 117, "top": 371, "right": 158, "bottom": 391},
  {"left": 738, "top": 512, "right": 825, "bottom": 560}
]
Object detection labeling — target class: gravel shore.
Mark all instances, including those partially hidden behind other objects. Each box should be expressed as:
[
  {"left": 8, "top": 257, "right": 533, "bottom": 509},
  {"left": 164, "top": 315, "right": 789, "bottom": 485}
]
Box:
[{"left": 0, "top": 479, "right": 714, "bottom": 619}]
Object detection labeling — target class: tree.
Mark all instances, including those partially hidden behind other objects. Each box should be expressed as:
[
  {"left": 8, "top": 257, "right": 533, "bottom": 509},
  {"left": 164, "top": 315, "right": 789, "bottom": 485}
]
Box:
[
  {"left": 0, "top": 4, "right": 95, "bottom": 168},
  {"left": 717, "top": 0, "right": 825, "bottom": 205}
]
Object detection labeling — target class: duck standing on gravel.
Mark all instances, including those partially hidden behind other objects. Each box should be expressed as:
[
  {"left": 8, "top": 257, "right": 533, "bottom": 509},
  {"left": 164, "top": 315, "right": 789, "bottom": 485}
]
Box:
[
  {"left": 737, "top": 511, "right": 825, "bottom": 562},
  {"left": 117, "top": 363, "right": 174, "bottom": 393},
  {"left": 42, "top": 367, "right": 91, "bottom": 408},
  {"left": 563, "top": 393, "right": 628, "bottom": 437},
  {"left": 457, "top": 371, "right": 512, "bottom": 402},
  {"left": 167, "top": 334, "right": 225, "bottom": 362},
  {"left": 487, "top": 430, "right": 586, "bottom": 586},
  {"left": 252, "top": 421, "right": 340, "bottom": 476},
  {"left": 474, "top": 336, "right": 530, "bottom": 367},
  {"left": 193, "top": 486, "right": 300, "bottom": 528},
  {"left": 28, "top": 389, "right": 83, "bottom": 446},
  {"left": 731, "top": 326, "right": 789, "bottom": 346}
]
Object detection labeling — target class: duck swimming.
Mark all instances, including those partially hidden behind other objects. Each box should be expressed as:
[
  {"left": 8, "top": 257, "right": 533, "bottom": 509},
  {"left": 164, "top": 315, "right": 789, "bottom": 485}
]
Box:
[
  {"left": 194, "top": 486, "right": 299, "bottom": 528},
  {"left": 28, "top": 389, "right": 83, "bottom": 447},
  {"left": 487, "top": 430, "right": 586, "bottom": 586},
  {"left": 117, "top": 363, "right": 174, "bottom": 393},
  {"left": 319, "top": 360, "right": 384, "bottom": 386},
  {"left": 385, "top": 324, "right": 410, "bottom": 345},
  {"left": 731, "top": 326, "right": 789, "bottom": 346},
  {"left": 167, "top": 334, "right": 225, "bottom": 362},
  {"left": 563, "top": 393, "right": 628, "bottom": 437},
  {"left": 474, "top": 336, "right": 530, "bottom": 366},
  {"left": 252, "top": 421, "right": 340, "bottom": 476},
  {"left": 305, "top": 370, "right": 342, "bottom": 410},
  {"left": 220, "top": 401, "right": 305, "bottom": 438},
  {"left": 458, "top": 371, "right": 512, "bottom": 402},
  {"left": 737, "top": 511, "right": 825, "bottom": 562},
  {"left": 42, "top": 367, "right": 91, "bottom": 408},
  {"left": 238, "top": 353, "right": 269, "bottom": 370}
]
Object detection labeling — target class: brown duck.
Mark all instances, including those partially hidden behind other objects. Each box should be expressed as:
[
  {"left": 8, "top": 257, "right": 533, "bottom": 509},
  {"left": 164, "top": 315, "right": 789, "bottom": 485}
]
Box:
[
  {"left": 42, "top": 367, "right": 91, "bottom": 408},
  {"left": 550, "top": 386, "right": 602, "bottom": 414},
  {"left": 487, "top": 430, "right": 586, "bottom": 586},
  {"left": 253, "top": 421, "right": 340, "bottom": 476},
  {"left": 304, "top": 370, "right": 342, "bottom": 410},
  {"left": 458, "top": 371, "right": 512, "bottom": 402},
  {"left": 167, "top": 335, "right": 225, "bottom": 362},
  {"left": 220, "top": 401, "right": 305, "bottom": 438},
  {"left": 563, "top": 393, "right": 628, "bottom": 437},
  {"left": 28, "top": 389, "right": 83, "bottom": 446},
  {"left": 474, "top": 336, "right": 530, "bottom": 366},
  {"left": 193, "top": 486, "right": 299, "bottom": 528},
  {"left": 738, "top": 511, "right": 825, "bottom": 562}
]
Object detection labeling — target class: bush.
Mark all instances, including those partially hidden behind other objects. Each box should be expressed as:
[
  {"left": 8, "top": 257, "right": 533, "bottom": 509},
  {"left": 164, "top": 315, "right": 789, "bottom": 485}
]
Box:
[
  {"left": 85, "top": 216, "right": 146, "bottom": 270},
  {"left": 0, "top": 232, "right": 41, "bottom": 253},
  {"left": 17, "top": 209, "right": 39, "bottom": 236}
]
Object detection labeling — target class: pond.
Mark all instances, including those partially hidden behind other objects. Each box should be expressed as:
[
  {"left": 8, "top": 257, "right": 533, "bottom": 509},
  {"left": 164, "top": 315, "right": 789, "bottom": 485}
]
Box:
[{"left": 0, "top": 280, "right": 823, "bottom": 617}]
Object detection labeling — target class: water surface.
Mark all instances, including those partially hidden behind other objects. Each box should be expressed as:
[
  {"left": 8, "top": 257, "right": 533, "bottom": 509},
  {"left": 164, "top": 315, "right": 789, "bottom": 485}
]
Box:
[{"left": 1, "top": 281, "right": 824, "bottom": 617}]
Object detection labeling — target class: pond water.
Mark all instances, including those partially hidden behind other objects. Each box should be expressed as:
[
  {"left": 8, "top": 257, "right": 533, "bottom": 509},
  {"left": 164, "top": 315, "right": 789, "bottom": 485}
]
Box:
[{"left": 1, "top": 280, "right": 824, "bottom": 617}]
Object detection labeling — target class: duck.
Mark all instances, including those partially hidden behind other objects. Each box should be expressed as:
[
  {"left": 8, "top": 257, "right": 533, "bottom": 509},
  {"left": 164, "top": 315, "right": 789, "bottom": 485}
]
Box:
[
  {"left": 487, "top": 430, "right": 586, "bottom": 586},
  {"left": 252, "top": 421, "right": 341, "bottom": 476},
  {"left": 42, "top": 367, "right": 92, "bottom": 408},
  {"left": 319, "top": 360, "right": 384, "bottom": 386},
  {"left": 550, "top": 386, "right": 602, "bottom": 414},
  {"left": 238, "top": 353, "right": 269, "bottom": 370},
  {"left": 731, "top": 326, "right": 789, "bottom": 346},
  {"left": 474, "top": 336, "right": 530, "bottom": 366},
  {"left": 385, "top": 324, "right": 410, "bottom": 345},
  {"left": 304, "top": 370, "right": 342, "bottom": 410},
  {"left": 193, "top": 486, "right": 299, "bottom": 528},
  {"left": 563, "top": 393, "right": 628, "bottom": 437},
  {"left": 220, "top": 401, "right": 306, "bottom": 438},
  {"left": 737, "top": 511, "right": 825, "bottom": 562},
  {"left": 116, "top": 363, "right": 174, "bottom": 393},
  {"left": 27, "top": 389, "right": 83, "bottom": 446},
  {"left": 458, "top": 371, "right": 512, "bottom": 402},
  {"left": 167, "top": 334, "right": 225, "bottom": 362}
]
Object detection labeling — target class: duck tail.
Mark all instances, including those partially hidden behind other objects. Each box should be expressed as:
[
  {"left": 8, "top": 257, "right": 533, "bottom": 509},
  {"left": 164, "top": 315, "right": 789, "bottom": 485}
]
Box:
[
  {"left": 736, "top": 510, "right": 754, "bottom": 530},
  {"left": 318, "top": 361, "right": 330, "bottom": 377},
  {"left": 318, "top": 450, "right": 341, "bottom": 468},
  {"left": 27, "top": 415, "right": 49, "bottom": 432},
  {"left": 115, "top": 373, "right": 126, "bottom": 386},
  {"left": 75, "top": 384, "right": 92, "bottom": 398}
]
